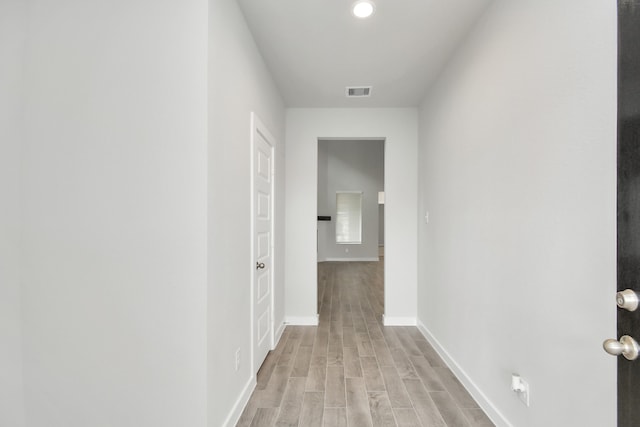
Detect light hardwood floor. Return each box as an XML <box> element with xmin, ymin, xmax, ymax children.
<box><xmin>237</xmin><ymin>261</ymin><xmax>494</xmax><ymax>427</ymax></box>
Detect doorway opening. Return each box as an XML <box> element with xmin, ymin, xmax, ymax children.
<box><xmin>316</xmin><ymin>139</ymin><xmax>385</xmax><ymax>318</ymax></box>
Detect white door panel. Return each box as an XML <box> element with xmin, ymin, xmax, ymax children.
<box><xmin>252</xmin><ymin>113</ymin><xmax>275</xmax><ymax>374</ymax></box>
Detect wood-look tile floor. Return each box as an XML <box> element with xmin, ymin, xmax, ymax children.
<box><xmin>237</xmin><ymin>261</ymin><xmax>494</xmax><ymax>427</ymax></box>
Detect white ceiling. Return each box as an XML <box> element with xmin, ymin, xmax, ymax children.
<box><xmin>236</xmin><ymin>0</ymin><xmax>492</xmax><ymax>107</ymax></box>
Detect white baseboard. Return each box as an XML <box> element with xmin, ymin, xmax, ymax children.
<box><xmin>324</xmin><ymin>257</ymin><xmax>380</xmax><ymax>262</ymax></box>
<box><xmin>227</xmin><ymin>322</ymin><xmax>286</xmax><ymax>427</ymax></box>
<box><xmin>222</xmin><ymin>375</ymin><xmax>256</xmax><ymax>427</ymax></box>
<box><xmin>416</xmin><ymin>319</ymin><xmax>512</xmax><ymax>427</ymax></box>
<box><xmin>382</xmin><ymin>315</ymin><xmax>416</xmax><ymax>326</ymax></box>
<box><xmin>274</xmin><ymin>321</ymin><xmax>286</xmax><ymax>345</ymax></box>
<box><xmin>284</xmin><ymin>315</ymin><xmax>319</xmax><ymax>326</ymax></box>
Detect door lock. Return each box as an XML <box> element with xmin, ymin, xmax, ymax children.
<box><xmin>256</xmin><ymin>262</ymin><xmax>265</xmax><ymax>270</ymax></box>
<box><xmin>603</xmin><ymin>335</ymin><xmax>640</xmax><ymax>360</ymax></box>
<box><xmin>617</xmin><ymin>289</ymin><xmax>639</xmax><ymax>312</ymax></box>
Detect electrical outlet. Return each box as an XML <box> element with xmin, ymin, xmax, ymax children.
<box><xmin>511</xmin><ymin>374</ymin><xmax>530</xmax><ymax>407</ymax></box>
<box><xmin>520</xmin><ymin>379</ymin><xmax>530</xmax><ymax>406</ymax></box>
<box><xmin>235</xmin><ymin>348</ymin><xmax>241</xmax><ymax>371</ymax></box>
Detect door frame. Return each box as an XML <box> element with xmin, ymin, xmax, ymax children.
<box><xmin>250</xmin><ymin>112</ymin><xmax>276</xmax><ymax>374</ymax></box>
<box><xmin>315</xmin><ymin>137</ymin><xmax>387</xmax><ymax>318</ymax></box>
<box><xmin>617</xmin><ymin>2</ymin><xmax>640</xmax><ymax>425</ymax></box>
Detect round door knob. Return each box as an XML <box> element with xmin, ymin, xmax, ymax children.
<box><xmin>617</xmin><ymin>289</ymin><xmax>639</xmax><ymax>312</ymax></box>
<box><xmin>256</xmin><ymin>262</ymin><xmax>265</xmax><ymax>270</ymax></box>
<box><xmin>603</xmin><ymin>335</ymin><xmax>640</xmax><ymax>360</ymax></box>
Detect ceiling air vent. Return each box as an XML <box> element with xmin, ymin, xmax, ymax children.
<box><xmin>346</xmin><ymin>86</ymin><xmax>372</xmax><ymax>97</ymax></box>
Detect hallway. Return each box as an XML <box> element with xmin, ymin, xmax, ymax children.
<box><xmin>237</xmin><ymin>262</ymin><xmax>493</xmax><ymax>426</ymax></box>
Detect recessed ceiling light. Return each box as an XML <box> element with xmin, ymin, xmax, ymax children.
<box><xmin>352</xmin><ymin>0</ymin><xmax>375</xmax><ymax>19</ymax></box>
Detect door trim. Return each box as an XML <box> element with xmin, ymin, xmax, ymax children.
<box><xmin>315</xmin><ymin>137</ymin><xmax>387</xmax><ymax>322</ymax></box>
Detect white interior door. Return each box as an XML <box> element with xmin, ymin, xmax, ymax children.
<box><xmin>252</xmin><ymin>113</ymin><xmax>274</xmax><ymax>373</ymax></box>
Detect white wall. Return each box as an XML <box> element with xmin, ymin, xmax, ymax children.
<box><xmin>0</xmin><ymin>0</ymin><xmax>26</xmax><ymax>425</ymax></box>
<box><xmin>286</xmin><ymin>109</ymin><xmax>417</xmax><ymax>325</ymax></box>
<box><xmin>317</xmin><ymin>140</ymin><xmax>384</xmax><ymax>261</ymax></box>
<box><xmin>20</xmin><ymin>1</ymin><xmax>208</xmax><ymax>426</ymax></box>
<box><xmin>209</xmin><ymin>0</ymin><xmax>286</xmax><ymax>425</ymax></box>
<box><xmin>417</xmin><ymin>1</ymin><xmax>617</xmax><ymax>426</ymax></box>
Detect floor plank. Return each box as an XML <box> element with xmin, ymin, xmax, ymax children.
<box><xmin>277</xmin><ymin>338</ymin><xmax>300</xmax><ymax>368</ymax></box>
<box><xmin>323</xmin><ymin>408</ymin><xmax>348</xmax><ymax>427</ymax></box>
<box><xmin>291</xmin><ymin>345</ymin><xmax>312</xmax><ymax>377</ymax></box>
<box><xmin>393</xmin><ymin>408</ymin><xmax>422</xmax><ymax>427</ymax></box>
<box><xmin>299</xmin><ymin>392</ymin><xmax>325</xmax><ymax>427</ymax></box>
<box><xmin>343</xmin><ymin>326</ymin><xmax>357</xmax><ymax>348</ymax></box>
<box><xmin>327</xmin><ymin>343</ymin><xmax>344</xmax><ymax>367</ymax></box>
<box><xmin>274</xmin><ymin>377</ymin><xmax>306</xmax><ymax>427</ymax></box>
<box><xmin>361</xmin><ymin>356</ymin><xmax>386</xmax><ymax>392</ymax></box>
<box><xmin>380</xmin><ymin>366</ymin><xmax>412</xmax><ymax>408</ymax></box>
<box><xmin>390</xmin><ymin>347</ymin><xmax>419</xmax><ymax>380</ymax></box>
<box><xmin>410</xmin><ymin>356</ymin><xmax>446</xmax><ymax>392</ymax></box>
<box><xmin>368</xmin><ymin>391</ymin><xmax>398</xmax><ymax>427</ymax></box>
<box><xmin>356</xmin><ymin>332</ymin><xmax>376</xmax><ymax>357</ymax></box>
<box><xmin>325</xmin><ymin>366</ymin><xmax>346</xmax><ymax>408</ymax></box>
<box><xmin>260</xmin><ymin>365</ymin><xmax>291</xmax><ymax>407</ymax></box>
<box><xmin>403</xmin><ymin>379</ymin><xmax>447</xmax><ymax>427</ymax></box>
<box><xmin>413</xmin><ymin>339</ymin><xmax>446</xmax><ymax>368</ymax></box>
<box><xmin>463</xmin><ymin>408</ymin><xmax>495</xmax><ymax>427</ymax></box>
<box><xmin>249</xmin><ymin>408</ymin><xmax>279</xmax><ymax>427</ymax></box>
<box><xmin>306</xmin><ymin>364</ymin><xmax>327</xmax><ymax>392</ymax></box>
<box><xmin>372</xmin><ymin>339</ymin><xmax>395</xmax><ymax>367</ymax></box>
<box><xmin>434</xmin><ymin>367</ymin><xmax>479</xmax><ymax>408</ymax></box>
<box><xmin>301</xmin><ymin>326</ymin><xmax>317</xmax><ymax>346</ymax></box>
<box><xmin>430</xmin><ymin>391</ymin><xmax>472</xmax><ymax>427</ymax></box>
<box><xmin>346</xmin><ymin>377</ymin><xmax>374</xmax><ymax>427</ymax></box>
<box><xmin>256</xmin><ymin>351</ymin><xmax>279</xmax><ymax>390</ymax></box>
<box><xmin>394</xmin><ymin>328</ymin><xmax>423</xmax><ymax>357</ymax></box>
<box><xmin>344</xmin><ymin>346</ymin><xmax>363</xmax><ymax>378</ymax></box>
